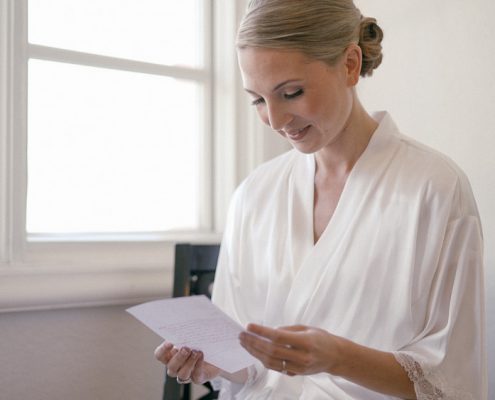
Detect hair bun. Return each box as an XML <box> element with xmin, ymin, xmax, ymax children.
<box><xmin>358</xmin><ymin>17</ymin><xmax>384</xmax><ymax>77</ymax></box>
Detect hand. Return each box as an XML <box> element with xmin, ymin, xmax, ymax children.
<box><xmin>154</xmin><ymin>341</ymin><xmax>221</xmax><ymax>384</ymax></box>
<box><xmin>239</xmin><ymin>324</ymin><xmax>344</xmax><ymax>376</ymax></box>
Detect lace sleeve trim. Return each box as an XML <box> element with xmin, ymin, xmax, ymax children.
<box><xmin>211</xmin><ymin>364</ymin><xmax>260</xmax><ymax>399</ymax></box>
<box><xmin>393</xmin><ymin>352</ymin><xmax>473</xmax><ymax>400</ymax></box>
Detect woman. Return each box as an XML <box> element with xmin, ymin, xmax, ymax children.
<box><xmin>155</xmin><ymin>0</ymin><xmax>486</xmax><ymax>398</ymax></box>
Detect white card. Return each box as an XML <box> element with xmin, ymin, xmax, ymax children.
<box><xmin>127</xmin><ymin>295</ymin><xmax>256</xmax><ymax>373</ymax></box>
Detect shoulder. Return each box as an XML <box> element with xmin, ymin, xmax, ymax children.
<box><xmin>398</xmin><ymin>134</ymin><xmax>462</xmax><ymax>181</ymax></box>
<box><xmin>222</xmin><ymin>150</ymin><xmax>299</xmax><ymax>242</ymax></box>
<box><xmin>246</xmin><ymin>149</ymin><xmax>299</xmax><ymax>183</ymax></box>
<box><xmin>393</xmin><ymin>128</ymin><xmax>478</xmax><ymax>220</ymax></box>
<box><xmin>226</xmin><ymin>149</ymin><xmax>302</xmax><ymax>222</ymax></box>
<box><xmin>236</xmin><ymin>149</ymin><xmax>299</xmax><ymax>197</ymax></box>
<box><xmin>372</xmin><ymin>112</ymin><xmax>478</xmax><ymax>220</ymax></box>
<box><xmin>375</xmin><ymin>112</ymin><xmax>465</xmax><ymax>185</ymax></box>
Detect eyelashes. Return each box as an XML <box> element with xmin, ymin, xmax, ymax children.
<box><xmin>284</xmin><ymin>88</ymin><xmax>304</xmax><ymax>100</ymax></box>
<box><xmin>251</xmin><ymin>97</ymin><xmax>265</xmax><ymax>106</ymax></box>
<box><xmin>251</xmin><ymin>89</ymin><xmax>304</xmax><ymax>106</ymax></box>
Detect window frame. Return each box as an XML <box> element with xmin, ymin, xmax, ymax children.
<box><xmin>0</xmin><ymin>0</ymin><xmax>270</xmax><ymax>312</ymax></box>
<box><xmin>25</xmin><ymin>0</ymin><xmax>214</xmax><ymax>240</ymax></box>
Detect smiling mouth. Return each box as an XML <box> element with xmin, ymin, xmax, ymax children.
<box><xmin>286</xmin><ymin>125</ymin><xmax>310</xmax><ymax>141</ymax></box>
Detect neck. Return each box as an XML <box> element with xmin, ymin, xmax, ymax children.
<box><xmin>314</xmin><ymin>98</ymin><xmax>378</xmax><ymax>179</ymax></box>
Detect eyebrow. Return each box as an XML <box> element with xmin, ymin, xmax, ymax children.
<box><xmin>244</xmin><ymin>79</ymin><xmax>302</xmax><ymax>96</ymax></box>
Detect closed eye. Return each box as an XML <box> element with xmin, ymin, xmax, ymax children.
<box><xmin>250</xmin><ymin>88</ymin><xmax>303</xmax><ymax>106</ymax></box>
<box><xmin>284</xmin><ymin>89</ymin><xmax>304</xmax><ymax>100</ymax></box>
<box><xmin>251</xmin><ymin>97</ymin><xmax>265</xmax><ymax>106</ymax></box>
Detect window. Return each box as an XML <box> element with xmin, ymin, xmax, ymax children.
<box><xmin>27</xmin><ymin>0</ymin><xmax>210</xmax><ymax>235</ymax></box>
<box><xmin>0</xmin><ymin>0</ymin><xmax>275</xmax><ymax>311</ymax></box>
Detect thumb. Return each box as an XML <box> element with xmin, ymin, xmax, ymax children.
<box><xmin>277</xmin><ymin>325</ymin><xmax>308</xmax><ymax>332</ymax></box>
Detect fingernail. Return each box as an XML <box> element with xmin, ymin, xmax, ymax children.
<box><xmin>180</xmin><ymin>347</ymin><xmax>190</xmax><ymax>355</ymax></box>
<box><xmin>154</xmin><ymin>343</ymin><xmax>167</xmax><ymax>358</ymax></box>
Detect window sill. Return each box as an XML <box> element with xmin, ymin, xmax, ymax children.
<box><xmin>0</xmin><ymin>232</ymin><xmax>222</xmax><ymax>313</ymax></box>
<box><xmin>0</xmin><ymin>261</ymin><xmax>171</xmax><ymax>313</ymax></box>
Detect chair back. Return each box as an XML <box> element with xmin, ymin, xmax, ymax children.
<box><xmin>173</xmin><ymin>243</ymin><xmax>220</xmax><ymax>298</ymax></box>
<box><xmin>163</xmin><ymin>243</ymin><xmax>221</xmax><ymax>400</ymax></box>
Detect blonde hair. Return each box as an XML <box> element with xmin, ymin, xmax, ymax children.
<box><xmin>237</xmin><ymin>0</ymin><xmax>383</xmax><ymax>77</ymax></box>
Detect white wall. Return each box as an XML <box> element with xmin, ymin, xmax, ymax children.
<box><xmin>2</xmin><ymin>2</ymin><xmax>491</xmax><ymax>398</ymax></box>
<box><xmin>355</xmin><ymin>0</ymin><xmax>494</xmax><ymax>396</ymax></box>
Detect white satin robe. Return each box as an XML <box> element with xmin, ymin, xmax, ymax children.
<box><xmin>211</xmin><ymin>112</ymin><xmax>486</xmax><ymax>399</ymax></box>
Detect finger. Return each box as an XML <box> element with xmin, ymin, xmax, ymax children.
<box><xmin>277</xmin><ymin>325</ymin><xmax>308</xmax><ymax>332</ymax></box>
<box><xmin>240</xmin><ymin>340</ymin><xmax>299</xmax><ymax>376</ymax></box>
<box><xmin>240</xmin><ymin>339</ymin><xmax>285</xmax><ymax>371</ymax></box>
<box><xmin>168</xmin><ymin>347</ymin><xmax>179</xmax><ymax>362</ymax></box>
<box><xmin>245</xmin><ymin>324</ymin><xmax>300</xmax><ymax>347</ymax></box>
<box><xmin>240</xmin><ymin>332</ymin><xmax>294</xmax><ymax>364</ymax></box>
<box><xmin>281</xmin><ymin>359</ymin><xmax>298</xmax><ymax>376</ymax></box>
<box><xmin>176</xmin><ymin>350</ymin><xmax>201</xmax><ymax>381</ymax></box>
<box><xmin>240</xmin><ymin>331</ymin><xmax>312</xmax><ymax>375</ymax></box>
<box><xmin>191</xmin><ymin>352</ymin><xmax>207</xmax><ymax>384</ymax></box>
<box><xmin>154</xmin><ymin>342</ymin><xmax>174</xmax><ymax>363</ymax></box>
<box><xmin>166</xmin><ymin>347</ymin><xmax>196</xmax><ymax>378</ymax></box>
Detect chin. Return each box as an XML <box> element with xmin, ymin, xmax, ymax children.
<box><xmin>290</xmin><ymin>141</ymin><xmax>320</xmax><ymax>155</ymax></box>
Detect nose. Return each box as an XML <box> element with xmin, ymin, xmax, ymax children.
<box><xmin>263</xmin><ymin>102</ymin><xmax>292</xmax><ymax>131</ymax></box>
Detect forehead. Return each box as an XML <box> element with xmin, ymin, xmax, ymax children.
<box><xmin>237</xmin><ymin>47</ymin><xmax>328</xmax><ymax>93</ymax></box>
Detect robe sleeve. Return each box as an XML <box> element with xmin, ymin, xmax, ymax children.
<box><xmin>393</xmin><ymin>209</ymin><xmax>486</xmax><ymax>400</ymax></box>
<box><xmin>210</xmin><ymin>364</ymin><xmax>262</xmax><ymax>400</ymax></box>
<box><xmin>211</xmin><ymin>185</ymin><xmax>247</xmax><ymax>322</ymax></box>
<box><xmin>210</xmin><ymin>185</ymin><xmax>267</xmax><ymax>398</ymax></box>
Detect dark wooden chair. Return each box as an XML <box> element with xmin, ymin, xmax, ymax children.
<box><xmin>162</xmin><ymin>243</ymin><xmax>221</xmax><ymax>400</ymax></box>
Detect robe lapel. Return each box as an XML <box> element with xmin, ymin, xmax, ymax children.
<box><xmin>286</xmin><ymin>153</ymin><xmax>315</xmax><ymax>278</ymax></box>
<box><xmin>283</xmin><ymin>112</ymin><xmax>402</xmax><ymax>324</ymax></box>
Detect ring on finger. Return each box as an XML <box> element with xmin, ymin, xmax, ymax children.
<box><xmin>176</xmin><ymin>376</ymin><xmax>192</xmax><ymax>384</ymax></box>
<box><xmin>281</xmin><ymin>359</ymin><xmax>287</xmax><ymax>375</ymax></box>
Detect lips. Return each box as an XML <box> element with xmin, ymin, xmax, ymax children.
<box><xmin>286</xmin><ymin>125</ymin><xmax>310</xmax><ymax>141</ymax></box>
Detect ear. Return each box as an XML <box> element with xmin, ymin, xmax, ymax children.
<box><xmin>343</xmin><ymin>43</ymin><xmax>362</xmax><ymax>86</ymax></box>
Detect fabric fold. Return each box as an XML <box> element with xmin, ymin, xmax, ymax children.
<box><xmin>211</xmin><ymin>112</ymin><xmax>486</xmax><ymax>399</ymax></box>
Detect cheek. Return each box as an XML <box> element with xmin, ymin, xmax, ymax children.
<box><xmin>302</xmin><ymin>98</ymin><xmax>328</xmax><ymax>123</ymax></box>
<box><xmin>309</xmin><ymin>87</ymin><xmax>351</xmax><ymax>125</ymax></box>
